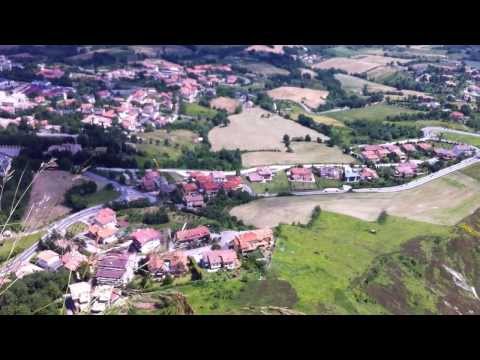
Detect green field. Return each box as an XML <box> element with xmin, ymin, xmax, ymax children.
<box><xmin>387</xmin><ymin>120</ymin><xmax>472</xmax><ymax>132</ymax></box>
<box><xmin>80</xmin><ymin>187</ymin><xmax>119</xmax><ymax>206</ymax></box>
<box><xmin>441</xmin><ymin>132</ymin><xmax>480</xmax><ymax>147</ymax></box>
<box><xmin>271</xmin><ymin>211</ymin><xmax>451</xmax><ymax>314</ymax></box>
<box><xmin>328</xmin><ymin>104</ymin><xmax>422</xmax><ymax>123</ymax></box>
<box><xmin>0</xmin><ymin>231</ymin><xmax>45</xmax><ymax>263</ymax></box>
<box><xmin>460</xmin><ymin>162</ymin><xmax>480</xmax><ymax>182</ymax></box>
<box><xmin>245</xmin><ymin>170</ymin><xmax>290</xmax><ymax>194</ymax></box>
<box><xmin>136</xmin><ymin>129</ymin><xmax>198</xmax><ymax>167</ymax></box>
<box><xmin>282</xmin><ymin>101</ymin><xmax>345</xmax><ymax>127</ymax></box>
<box><xmin>182</xmin><ymin>102</ymin><xmax>218</xmax><ymax>118</ymax></box>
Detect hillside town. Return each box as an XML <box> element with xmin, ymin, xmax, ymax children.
<box><xmin>2</xmin><ymin>45</ymin><xmax>480</xmax><ymax>316</ymax></box>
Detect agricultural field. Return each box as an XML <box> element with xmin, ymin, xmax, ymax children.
<box><xmin>283</xmin><ymin>102</ymin><xmax>345</xmax><ymax>127</ymax></box>
<box><xmin>136</xmin><ymin>129</ymin><xmax>199</xmax><ymax>166</ymax></box>
<box><xmin>328</xmin><ymin>104</ymin><xmax>422</xmax><ymax>123</ymax></box>
<box><xmin>230</xmin><ymin>169</ymin><xmax>480</xmax><ymax>228</ymax></box>
<box><xmin>313</xmin><ymin>55</ymin><xmax>409</xmax><ymax>74</ymax></box>
<box><xmin>22</xmin><ymin>170</ymin><xmax>86</xmax><ymax>231</ymax></box>
<box><xmin>267</xmin><ymin>86</ymin><xmax>329</xmax><ymax>110</ymax></box>
<box><xmin>231</xmin><ymin>59</ymin><xmax>290</xmax><ymax>76</ymax></box>
<box><xmin>209</xmin><ymin>97</ymin><xmax>240</xmax><ymax>114</ymax></box>
<box><xmin>365</xmin><ymin>65</ymin><xmax>401</xmax><ymax>82</ymax></box>
<box><xmin>271</xmin><ymin>211</ymin><xmax>450</xmax><ymax>314</ymax></box>
<box><xmin>245</xmin><ymin>45</ymin><xmax>287</xmax><ymax>54</ymax></box>
<box><xmin>440</xmin><ymin>132</ymin><xmax>480</xmax><ymax>147</ymax></box>
<box><xmin>334</xmin><ymin>73</ymin><xmax>396</xmax><ymax>94</ymax></box>
<box><xmin>242</xmin><ymin>141</ymin><xmax>356</xmax><ymax>168</ymax></box>
<box><xmin>181</xmin><ymin>102</ymin><xmax>218</xmax><ymax>118</ymax></box>
<box><xmin>208</xmin><ymin>107</ymin><xmax>328</xmax><ymax>152</ymax></box>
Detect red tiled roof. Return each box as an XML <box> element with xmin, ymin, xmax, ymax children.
<box><xmin>131</xmin><ymin>228</ymin><xmax>161</xmax><ymax>246</ymax></box>
<box><xmin>290</xmin><ymin>167</ymin><xmax>312</xmax><ymax>176</ymax></box>
<box><xmin>61</xmin><ymin>250</ymin><xmax>87</xmax><ymax>272</ymax></box>
<box><xmin>176</xmin><ymin>226</ymin><xmax>210</xmax><ymax>243</ymax></box>
<box><xmin>95</xmin><ymin>208</ymin><xmax>116</xmax><ymax>226</ymax></box>
<box><xmin>182</xmin><ymin>182</ymin><xmax>198</xmax><ymax>193</ymax></box>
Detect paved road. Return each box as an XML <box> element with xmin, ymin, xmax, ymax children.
<box><xmin>0</xmin><ymin>205</ymin><xmax>104</xmax><ymax>278</ymax></box>
<box><xmin>84</xmin><ymin>171</ymin><xmax>157</xmax><ymax>204</ymax></box>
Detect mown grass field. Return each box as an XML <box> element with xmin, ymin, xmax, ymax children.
<box><xmin>245</xmin><ymin>170</ymin><xmax>290</xmax><ymax>194</ymax></box>
<box><xmin>328</xmin><ymin>104</ymin><xmax>422</xmax><ymax>123</ymax></box>
<box><xmin>441</xmin><ymin>132</ymin><xmax>480</xmax><ymax>147</ymax></box>
<box><xmin>271</xmin><ymin>211</ymin><xmax>451</xmax><ymax>314</ymax></box>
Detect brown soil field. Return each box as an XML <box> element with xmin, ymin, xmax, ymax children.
<box><xmin>230</xmin><ymin>170</ymin><xmax>480</xmax><ymax>228</ymax></box>
<box><xmin>242</xmin><ymin>142</ymin><xmax>355</xmax><ymax>168</ymax></box>
<box><xmin>267</xmin><ymin>86</ymin><xmax>329</xmax><ymax>109</ymax></box>
<box><xmin>22</xmin><ymin>170</ymin><xmax>86</xmax><ymax>231</ymax></box>
<box><xmin>210</xmin><ymin>97</ymin><xmax>240</xmax><ymax>114</ymax></box>
<box><xmin>208</xmin><ymin>107</ymin><xmax>328</xmax><ymax>152</ymax></box>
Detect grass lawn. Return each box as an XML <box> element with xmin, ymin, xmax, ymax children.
<box><xmin>245</xmin><ymin>170</ymin><xmax>290</xmax><ymax>194</ymax></box>
<box><xmin>136</xmin><ymin>129</ymin><xmax>198</xmax><ymax>167</ymax></box>
<box><xmin>328</xmin><ymin>104</ymin><xmax>422</xmax><ymax>123</ymax></box>
<box><xmin>0</xmin><ymin>231</ymin><xmax>45</xmax><ymax>263</ymax></box>
<box><xmin>66</xmin><ymin>222</ymin><xmax>88</xmax><ymax>237</ymax></box>
<box><xmin>441</xmin><ymin>132</ymin><xmax>480</xmax><ymax>147</ymax></box>
<box><xmin>271</xmin><ymin>211</ymin><xmax>451</xmax><ymax>314</ymax></box>
<box><xmin>460</xmin><ymin>162</ymin><xmax>480</xmax><ymax>182</ymax></box>
<box><xmin>386</xmin><ymin>120</ymin><xmax>472</xmax><ymax>132</ymax></box>
<box><xmin>182</xmin><ymin>102</ymin><xmax>218</xmax><ymax>118</ymax></box>
<box><xmin>80</xmin><ymin>188</ymin><xmax>119</xmax><ymax>207</ymax></box>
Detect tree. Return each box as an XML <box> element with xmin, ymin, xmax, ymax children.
<box><xmin>305</xmin><ymin>134</ymin><xmax>311</xmax><ymax>142</ymax></box>
<box><xmin>283</xmin><ymin>134</ymin><xmax>290</xmax><ymax>147</ymax></box>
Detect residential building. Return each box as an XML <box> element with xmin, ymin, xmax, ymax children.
<box><xmin>140</xmin><ymin>170</ymin><xmax>162</xmax><ymax>192</ymax></box>
<box><xmin>452</xmin><ymin>144</ymin><xmax>474</xmax><ymax>157</ymax></box>
<box><xmin>360</xmin><ymin>167</ymin><xmax>379</xmax><ymax>181</ymax></box>
<box><xmin>94</xmin><ymin>252</ymin><xmax>136</xmax><ymax>287</ymax></box>
<box><xmin>288</xmin><ymin>167</ymin><xmax>315</xmax><ymax>183</ymax></box>
<box><xmin>450</xmin><ymin>111</ymin><xmax>465</xmax><ymax>122</ymax></box>
<box><xmin>131</xmin><ymin>228</ymin><xmax>164</xmax><ymax>254</ymax></box>
<box><xmin>395</xmin><ymin>162</ymin><xmax>418</xmax><ymax>178</ymax></box>
<box><xmin>344</xmin><ymin>165</ymin><xmax>361</xmax><ymax>183</ymax></box>
<box><xmin>174</xmin><ymin>226</ymin><xmax>211</xmax><ymax>249</ymax></box>
<box><xmin>184</xmin><ymin>193</ymin><xmax>205</xmax><ymax>208</ymax></box>
<box><xmin>36</xmin><ymin>250</ymin><xmax>62</xmax><ymax>271</ymax></box>
<box><xmin>233</xmin><ymin>228</ymin><xmax>274</xmax><ymax>255</ymax></box>
<box><xmin>88</xmin><ymin>225</ymin><xmax>118</xmax><ymax>245</ymax></box>
<box><xmin>61</xmin><ymin>250</ymin><xmax>88</xmax><ymax>272</ymax></box>
<box><xmin>94</xmin><ymin>208</ymin><xmax>117</xmax><ymax>229</ymax></box>
<box><xmin>416</xmin><ymin>142</ymin><xmax>432</xmax><ymax>152</ymax></box>
<box><xmin>68</xmin><ymin>282</ymin><xmax>92</xmax><ymax>313</ymax></box>
<box><xmin>147</xmin><ymin>251</ymin><xmax>189</xmax><ymax>278</ymax></box>
<box><xmin>314</xmin><ymin>166</ymin><xmax>343</xmax><ymax>180</ymax></box>
<box><xmin>202</xmin><ymin>250</ymin><xmax>239</xmax><ymax>270</ymax></box>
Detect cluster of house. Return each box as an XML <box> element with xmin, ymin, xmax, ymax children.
<box><xmin>12</xmin><ymin>203</ymin><xmax>275</xmax><ymax>314</ymax></box>
<box><xmin>179</xmin><ymin>171</ymin><xmax>244</xmax><ymax>208</ymax></box>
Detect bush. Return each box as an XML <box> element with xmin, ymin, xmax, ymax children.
<box><xmin>377</xmin><ymin>210</ymin><xmax>388</xmax><ymax>224</ymax></box>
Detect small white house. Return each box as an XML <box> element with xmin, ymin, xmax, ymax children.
<box><xmin>36</xmin><ymin>250</ymin><xmax>62</xmax><ymax>271</ymax></box>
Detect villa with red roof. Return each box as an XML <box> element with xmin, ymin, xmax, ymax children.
<box><xmin>416</xmin><ymin>142</ymin><xmax>432</xmax><ymax>152</ymax></box>
<box><xmin>233</xmin><ymin>228</ymin><xmax>274</xmax><ymax>255</ymax></box>
<box><xmin>131</xmin><ymin>228</ymin><xmax>164</xmax><ymax>254</ymax></box>
<box><xmin>202</xmin><ymin>250</ymin><xmax>239</xmax><ymax>270</ymax></box>
<box><xmin>395</xmin><ymin>162</ymin><xmax>418</xmax><ymax>178</ymax></box>
<box><xmin>184</xmin><ymin>193</ymin><xmax>205</xmax><ymax>208</ymax></box>
<box><xmin>174</xmin><ymin>226</ymin><xmax>211</xmax><ymax>249</ymax></box>
<box><xmin>401</xmin><ymin>143</ymin><xmax>417</xmax><ymax>153</ymax></box>
<box><xmin>360</xmin><ymin>167</ymin><xmax>379</xmax><ymax>181</ymax></box>
<box><xmin>288</xmin><ymin>167</ymin><xmax>315</xmax><ymax>183</ymax></box>
<box><xmin>147</xmin><ymin>251</ymin><xmax>189</xmax><ymax>278</ymax></box>
<box><xmin>94</xmin><ymin>208</ymin><xmax>117</xmax><ymax>228</ymax></box>
<box><xmin>62</xmin><ymin>250</ymin><xmax>88</xmax><ymax>272</ymax></box>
